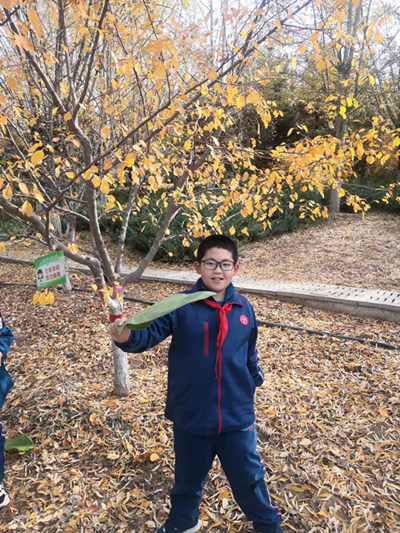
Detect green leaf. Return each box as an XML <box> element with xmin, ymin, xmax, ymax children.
<box><xmin>120</xmin><ymin>291</ymin><xmax>216</xmax><ymax>332</ymax></box>
<box><xmin>5</xmin><ymin>434</ymin><xmax>34</xmax><ymax>452</ymax></box>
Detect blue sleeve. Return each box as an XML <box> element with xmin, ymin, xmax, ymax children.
<box><xmin>0</xmin><ymin>314</ymin><xmax>14</xmax><ymax>362</ymax></box>
<box><xmin>114</xmin><ymin>313</ymin><xmax>173</xmax><ymax>353</ymax></box>
<box><xmin>247</xmin><ymin>308</ymin><xmax>264</xmax><ymax>387</ymax></box>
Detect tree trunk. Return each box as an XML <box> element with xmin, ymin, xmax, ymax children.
<box><xmin>50</xmin><ymin>212</ymin><xmax>63</xmax><ymax>238</ymax></box>
<box><xmin>112</xmin><ymin>343</ymin><xmax>130</xmax><ymax>396</ymax></box>
<box><xmin>67</xmin><ymin>214</ymin><xmax>77</xmax><ymax>243</ymax></box>
<box><xmin>329</xmin><ymin>179</ymin><xmax>342</xmax><ymax>213</ymax></box>
<box><xmin>108</xmin><ymin>290</ymin><xmax>130</xmax><ymax>396</ymax></box>
<box><xmin>62</xmin><ymin>267</ymin><xmax>72</xmax><ymax>294</ymax></box>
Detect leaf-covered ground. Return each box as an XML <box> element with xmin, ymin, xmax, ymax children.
<box><xmin>0</xmin><ymin>213</ymin><xmax>399</xmax><ymax>532</ymax></box>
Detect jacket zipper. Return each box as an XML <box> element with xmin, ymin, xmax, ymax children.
<box><xmin>203</xmin><ymin>322</ymin><xmax>209</xmax><ymax>357</ymax></box>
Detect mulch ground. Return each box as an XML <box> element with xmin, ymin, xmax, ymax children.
<box><xmin>0</xmin><ymin>212</ymin><xmax>399</xmax><ymax>532</ymax></box>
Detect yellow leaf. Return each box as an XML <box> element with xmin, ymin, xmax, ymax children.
<box><xmin>46</xmin><ymin>292</ymin><xmax>55</xmax><ymax>305</ymax></box>
<box><xmin>101</xmin><ymin>126</ymin><xmax>110</xmax><ymax>138</ymax></box>
<box><xmin>14</xmin><ymin>34</ymin><xmax>34</xmax><ymax>52</ymax></box>
<box><xmin>218</xmin><ymin>487</ymin><xmax>231</xmax><ymax>500</ymax></box>
<box><xmin>299</xmin><ymin>43</ymin><xmax>307</xmax><ymax>54</ymax></box>
<box><xmin>0</xmin><ymin>0</ymin><xmax>18</xmax><ymax>8</ymax></box>
<box><xmin>246</xmin><ymin>92</ymin><xmax>262</xmax><ymax>106</ymax></box>
<box><xmin>39</xmin><ymin>292</ymin><xmax>47</xmax><ymax>306</ymax></box>
<box><xmin>241</xmin><ymin>227</ymin><xmax>249</xmax><ymax>237</ymax></box>
<box><xmin>67</xmin><ymin>243</ymin><xmax>79</xmax><ymax>254</ymax></box>
<box><xmin>275</xmin><ymin>64</ymin><xmax>281</xmax><ymax>73</ymax></box>
<box><xmin>49</xmin><ymin>6</ymin><xmax>59</xmax><ymax>29</ymax></box>
<box><xmin>291</xmin><ymin>57</ymin><xmax>296</xmax><ymax>67</ymax></box>
<box><xmin>21</xmin><ymin>200</ymin><xmax>33</xmax><ymax>217</ymax></box>
<box><xmin>149</xmin><ymin>453</ymin><xmax>159</xmax><ymax>462</ymax></box>
<box><xmin>393</xmin><ymin>136</ymin><xmax>400</xmax><ymax>147</ymax></box>
<box><xmin>100</xmin><ymin>178</ymin><xmax>110</xmax><ymax>195</ymax></box>
<box><xmin>153</xmin><ymin>62</ymin><xmax>166</xmax><ymax>80</ymax></box>
<box><xmin>32</xmin><ymin>291</ymin><xmax>40</xmax><ymax>305</ymax></box>
<box><xmin>91</xmin><ymin>176</ymin><xmax>100</xmax><ymax>188</ymax></box>
<box><xmin>182</xmin><ymin>238</ymin><xmax>190</xmax><ymax>247</ymax></box>
<box><xmin>65</xmin><ymin>172</ymin><xmax>74</xmax><ymax>179</ymax></box>
<box><xmin>165</xmin><ymin>41</ymin><xmax>178</xmax><ymax>57</ymax></box>
<box><xmin>207</xmin><ymin>69</ymin><xmax>218</xmax><ymax>81</ymax></box>
<box><xmin>125</xmin><ymin>153</ymin><xmax>135</xmax><ymax>166</ymax></box>
<box><xmin>379</xmin><ymin>408</ymin><xmax>388</xmax><ymax>420</ymax></box>
<box><xmin>200</xmin><ymin>83</ymin><xmax>208</xmax><ymax>96</ymax></box>
<box><xmin>31</xmin><ymin>150</ymin><xmax>45</xmax><ymax>166</ymax></box>
<box><xmin>3</xmin><ymin>184</ymin><xmax>12</xmax><ymax>200</ymax></box>
<box><xmin>275</xmin><ymin>19</ymin><xmax>282</xmax><ymax>30</ymax></box>
<box><xmin>229</xmin><ymin>226</ymin><xmax>235</xmax><ymax>235</ymax></box>
<box><xmin>227</xmin><ymin>84</ymin><xmax>238</xmax><ymax>105</ymax></box>
<box><xmin>64</xmin><ymin>112</ymin><xmax>72</xmax><ymax>121</ymax></box>
<box><xmin>27</xmin><ymin>7</ymin><xmax>44</xmax><ymax>39</ymax></box>
<box><xmin>184</xmin><ymin>139</ymin><xmax>192</xmax><ymax>150</ymax></box>
<box><xmin>19</xmin><ymin>182</ymin><xmax>29</xmax><ymax>195</ymax></box>
<box><xmin>33</xmin><ymin>189</ymin><xmax>44</xmax><ymax>203</ymax></box>
<box><xmin>6</xmin><ymin>76</ymin><xmax>17</xmax><ymax>91</ymax></box>
<box><xmin>147</xmin><ymin>39</ymin><xmax>165</xmax><ymax>53</ymax></box>
<box><xmin>0</xmin><ymin>244</ymin><xmax>5</xmax><ymax>253</ymax></box>
<box><xmin>369</xmin><ymin>75</ymin><xmax>375</xmax><ymax>86</ymax></box>
<box><xmin>236</xmin><ymin>95</ymin><xmax>245</xmax><ymax>109</ymax></box>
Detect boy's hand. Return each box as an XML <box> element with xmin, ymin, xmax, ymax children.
<box><xmin>108</xmin><ymin>317</ymin><xmax>130</xmax><ymax>343</ymax></box>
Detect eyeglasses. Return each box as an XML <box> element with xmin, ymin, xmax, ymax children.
<box><xmin>200</xmin><ymin>259</ymin><xmax>235</xmax><ymax>271</ymax></box>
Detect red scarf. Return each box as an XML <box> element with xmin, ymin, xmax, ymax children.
<box><xmin>202</xmin><ymin>299</ymin><xmax>233</xmax><ymax>433</ymax></box>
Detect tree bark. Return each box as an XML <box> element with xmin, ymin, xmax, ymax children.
<box><xmin>112</xmin><ymin>343</ymin><xmax>130</xmax><ymax>397</ymax></box>
<box><xmin>329</xmin><ymin>179</ymin><xmax>342</xmax><ymax>213</ymax></box>
<box><xmin>62</xmin><ymin>266</ymin><xmax>72</xmax><ymax>294</ymax></box>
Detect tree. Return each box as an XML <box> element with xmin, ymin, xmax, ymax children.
<box><xmin>0</xmin><ymin>0</ymin><xmax>318</xmax><ymax>395</ymax></box>
<box><xmin>366</xmin><ymin>1</ymin><xmax>400</xmax><ymax>180</ymax></box>
<box><xmin>247</xmin><ymin>0</ymin><xmax>400</xmax><ymax>217</ymax></box>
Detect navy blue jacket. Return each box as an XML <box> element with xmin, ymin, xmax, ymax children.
<box><xmin>0</xmin><ymin>314</ymin><xmax>14</xmax><ymax>409</ymax></box>
<box><xmin>115</xmin><ymin>279</ymin><xmax>264</xmax><ymax>435</ymax></box>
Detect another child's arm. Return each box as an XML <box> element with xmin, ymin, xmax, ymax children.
<box><xmin>0</xmin><ymin>314</ymin><xmax>14</xmax><ymax>361</ymax></box>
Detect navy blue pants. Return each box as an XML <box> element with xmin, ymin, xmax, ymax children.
<box><xmin>166</xmin><ymin>425</ymin><xmax>281</xmax><ymax>533</ymax></box>
<box><xmin>0</xmin><ymin>422</ymin><xmax>4</xmax><ymax>483</ymax></box>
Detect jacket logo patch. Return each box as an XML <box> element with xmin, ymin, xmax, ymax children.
<box><xmin>239</xmin><ymin>314</ymin><xmax>249</xmax><ymax>326</ymax></box>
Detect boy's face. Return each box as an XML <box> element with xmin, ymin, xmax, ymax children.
<box><xmin>194</xmin><ymin>246</ymin><xmax>239</xmax><ymax>299</ymax></box>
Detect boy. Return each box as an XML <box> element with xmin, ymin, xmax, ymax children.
<box><xmin>108</xmin><ymin>235</ymin><xmax>282</xmax><ymax>533</ymax></box>
<box><xmin>0</xmin><ymin>312</ymin><xmax>14</xmax><ymax>510</ymax></box>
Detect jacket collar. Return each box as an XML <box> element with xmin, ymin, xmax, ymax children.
<box><xmin>194</xmin><ymin>278</ymin><xmax>236</xmax><ymax>305</ymax></box>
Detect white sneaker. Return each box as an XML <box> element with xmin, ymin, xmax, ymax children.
<box><xmin>0</xmin><ymin>483</ymin><xmax>10</xmax><ymax>510</ymax></box>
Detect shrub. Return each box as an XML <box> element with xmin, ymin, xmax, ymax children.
<box><xmin>0</xmin><ymin>213</ymin><xmax>27</xmax><ymax>235</ymax></box>
<box><xmin>101</xmin><ymin>186</ymin><xmax>328</xmax><ymax>262</ymax></box>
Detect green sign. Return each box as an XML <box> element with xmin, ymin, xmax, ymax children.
<box><xmin>34</xmin><ymin>250</ymin><xmax>66</xmax><ymax>289</ymax></box>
